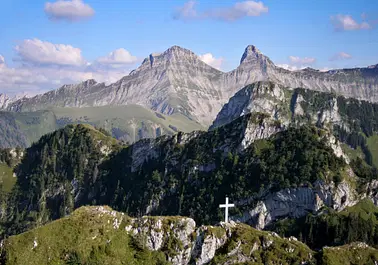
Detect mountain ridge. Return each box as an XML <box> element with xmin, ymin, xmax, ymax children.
<box><xmin>2</xmin><ymin>45</ymin><xmax>378</xmax><ymax>127</ymax></box>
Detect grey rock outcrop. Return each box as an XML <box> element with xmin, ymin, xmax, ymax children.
<box><xmin>211</xmin><ymin>80</ymin><xmax>347</xmax><ymax>130</ymax></box>
<box><xmin>234</xmin><ymin>179</ymin><xmax>359</xmax><ymax>230</ymax></box>
<box><xmin>95</xmin><ymin>206</ymin><xmax>314</xmax><ymax>265</ymax></box>
<box><xmin>0</xmin><ymin>94</ymin><xmax>13</xmax><ymax>109</ymax></box>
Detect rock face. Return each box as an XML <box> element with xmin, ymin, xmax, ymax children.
<box><xmin>5</xmin><ymin>47</ymin><xmax>224</xmax><ymax>126</ymax></box>
<box><xmin>211</xmin><ymin>80</ymin><xmax>357</xmax><ymax>134</ymax></box>
<box><xmin>3</xmin><ymin>45</ymin><xmax>378</xmax><ymax>127</ymax></box>
<box><xmin>0</xmin><ymin>94</ymin><xmax>12</xmax><ymax>109</ymax></box>
<box><xmin>235</xmin><ymin>179</ymin><xmax>358</xmax><ymax>230</ymax></box>
<box><xmin>210</xmin><ymin>81</ymin><xmax>289</xmax><ymax>130</ymax></box>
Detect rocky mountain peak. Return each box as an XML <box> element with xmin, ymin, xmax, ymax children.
<box><xmin>240</xmin><ymin>45</ymin><xmax>264</xmax><ymax>64</ymax></box>
<box><xmin>81</xmin><ymin>79</ymin><xmax>98</xmax><ymax>87</ymax></box>
<box><xmin>140</xmin><ymin>45</ymin><xmax>198</xmax><ymax>68</ymax></box>
<box><xmin>165</xmin><ymin>45</ymin><xmax>195</xmax><ymax>56</ymax></box>
<box><xmin>60</xmin><ymin>79</ymin><xmax>98</xmax><ymax>91</ymax></box>
<box><xmin>0</xmin><ymin>93</ymin><xmax>11</xmax><ymax>109</ymax></box>
<box><xmin>0</xmin><ymin>93</ymin><xmax>9</xmax><ymax>101</ymax></box>
<box><xmin>368</xmin><ymin>64</ymin><xmax>378</xmax><ymax>69</ymax></box>
<box><xmin>298</xmin><ymin>67</ymin><xmax>319</xmax><ymax>72</ymax></box>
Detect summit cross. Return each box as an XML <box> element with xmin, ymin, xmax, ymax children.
<box><xmin>219</xmin><ymin>197</ymin><xmax>235</xmax><ymax>223</ymax></box>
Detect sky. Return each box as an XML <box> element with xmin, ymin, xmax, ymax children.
<box><xmin>1</xmin><ymin>0</ymin><xmax>378</xmax><ymax>96</ymax></box>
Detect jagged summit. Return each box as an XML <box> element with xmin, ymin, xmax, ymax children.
<box><xmin>240</xmin><ymin>45</ymin><xmax>264</xmax><ymax>65</ymax></box>
<box><xmin>165</xmin><ymin>45</ymin><xmax>194</xmax><ymax>55</ymax></box>
<box><xmin>0</xmin><ymin>93</ymin><xmax>11</xmax><ymax>109</ymax></box>
<box><xmin>298</xmin><ymin>67</ymin><xmax>319</xmax><ymax>72</ymax></box>
<box><xmin>368</xmin><ymin>64</ymin><xmax>378</xmax><ymax>69</ymax></box>
<box><xmin>140</xmin><ymin>45</ymin><xmax>198</xmax><ymax>67</ymax></box>
<box><xmin>60</xmin><ymin>79</ymin><xmax>98</xmax><ymax>90</ymax></box>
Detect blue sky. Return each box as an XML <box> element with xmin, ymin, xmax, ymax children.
<box><xmin>1</xmin><ymin>0</ymin><xmax>378</xmax><ymax>95</ymax></box>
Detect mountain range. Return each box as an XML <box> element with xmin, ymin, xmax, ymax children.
<box><xmin>1</xmin><ymin>45</ymin><xmax>378</xmax><ymax>127</ymax></box>
<box><xmin>2</xmin><ymin>44</ymin><xmax>378</xmax><ymax>264</ymax></box>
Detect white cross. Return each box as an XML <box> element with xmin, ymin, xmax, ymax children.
<box><xmin>219</xmin><ymin>197</ymin><xmax>235</xmax><ymax>223</ymax></box>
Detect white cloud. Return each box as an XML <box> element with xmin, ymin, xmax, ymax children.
<box><xmin>0</xmin><ymin>62</ymin><xmax>130</xmax><ymax>95</ymax></box>
<box><xmin>277</xmin><ymin>56</ymin><xmax>316</xmax><ymax>71</ymax></box>
<box><xmin>276</xmin><ymin>64</ymin><xmax>301</xmax><ymax>71</ymax></box>
<box><xmin>199</xmin><ymin>53</ymin><xmax>223</xmax><ymax>70</ymax></box>
<box><xmin>15</xmin><ymin>39</ymin><xmax>86</xmax><ymax>66</ymax></box>
<box><xmin>96</xmin><ymin>48</ymin><xmax>138</xmax><ymax>67</ymax></box>
<box><xmin>277</xmin><ymin>64</ymin><xmax>333</xmax><ymax>72</ymax></box>
<box><xmin>319</xmin><ymin>67</ymin><xmax>332</xmax><ymax>72</ymax></box>
<box><xmin>45</xmin><ymin>0</ymin><xmax>95</xmax><ymax>21</ymax></box>
<box><xmin>331</xmin><ymin>14</ymin><xmax>371</xmax><ymax>31</ymax></box>
<box><xmin>289</xmin><ymin>56</ymin><xmax>316</xmax><ymax>65</ymax></box>
<box><xmin>0</xmin><ymin>44</ymin><xmax>138</xmax><ymax>95</ymax></box>
<box><xmin>173</xmin><ymin>0</ymin><xmax>268</xmax><ymax>21</ymax></box>
<box><xmin>329</xmin><ymin>52</ymin><xmax>352</xmax><ymax>61</ymax></box>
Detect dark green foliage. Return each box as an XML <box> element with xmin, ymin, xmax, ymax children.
<box><xmin>98</xmin><ymin>124</ymin><xmax>344</xmax><ymax>225</ymax></box>
<box><xmin>350</xmin><ymin>157</ymin><xmax>378</xmax><ymax>181</ymax></box>
<box><xmin>295</xmin><ymin>89</ymin><xmax>334</xmax><ymax>113</ymax></box>
<box><xmin>334</xmin><ymin>125</ymin><xmax>374</xmax><ymax>166</ymax></box>
<box><xmin>337</xmin><ymin>96</ymin><xmax>378</xmax><ymax>137</ymax></box>
<box><xmin>95</xmin><ymin>127</ymin><xmax>112</xmax><ymax>137</ymax></box>
<box><xmin>293</xmin><ymin>88</ymin><xmax>378</xmax><ymax>169</ymax></box>
<box><xmin>317</xmin><ymin>243</ymin><xmax>378</xmax><ymax>265</ymax></box>
<box><xmin>270</xmin><ymin>200</ymin><xmax>378</xmax><ymax>250</ymax></box>
<box><xmin>1</xmin><ymin>119</ymin><xmax>346</xmax><ymax>237</ymax></box>
<box><xmin>3</xmin><ymin>124</ymin><xmax>119</xmax><ymax>236</ymax></box>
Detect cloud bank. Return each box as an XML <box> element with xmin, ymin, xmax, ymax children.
<box><xmin>15</xmin><ymin>39</ymin><xmax>86</xmax><ymax>66</ymax></box>
<box><xmin>0</xmin><ymin>39</ymin><xmax>137</xmax><ymax>95</ymax></box>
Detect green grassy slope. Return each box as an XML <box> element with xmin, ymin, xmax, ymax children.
<box><xmin>3</xmin><ymin>205</ymin><xmax>377</xmax><ymax>265</ymax></box>
<box><xmin>0</xmin><ymin>206</ymin><xmax>315</xmax><ymax>265</ymax></box>
<box><xmin>318</xmin><ymin>243</ymin><xmax>378</xmax><ymax>265</ymax></box>
<box><xmin>0</xmin><ymin>105</ymin><xmax>204</xmax><ymax>148</ymax></box>
<box><xmin>0</xmin><ymin>110</ymin><xmax>57</xmax><ymax>148</ymax></box>
<box><xmin>0</xmin><ymin>163</ymin><xmax>16</xmax><ymax>195</ymax></box>
<box><xmin>14</xmin><ymin>110</ymin><xmax>57</xmax><ymax>146</ymax></box>
<box><xmin>367</xmin><ymin>134</ymin><xmax>378</xmax><ymax>168</ymax></box>
<box><xmin>53</xmin><ymin>105</ymin><xmax>203</xmax><ymax>139</ymax></box>
<box><xmin>5</xmin><ymin>121</ymin><xmax>347</xmax><ymax>235</ymax></box>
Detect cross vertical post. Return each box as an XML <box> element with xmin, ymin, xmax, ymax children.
<box><xmin>219</xmin><ymin>196</ymin><xmax>235</xmax><ymax>223</ymax></box>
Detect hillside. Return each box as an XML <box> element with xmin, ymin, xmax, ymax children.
<box><xmin>53</xmin><ymin>105</ymin><xmax>204</xmax><ymax>143</ymax></box>
<box><xmin>0</xmin><ymin>114</ymin><xmax>365</xmax><ymax>236</ymax></box>
<box><xmin>212</xmin><ymin>81</ymin><xmax>378</xmax><ymax>168</ymax></box>
<box><xmin>270</xmin><ymin>199</ymin><xmax>378</xmax><ymax>250</ymax></box>
<box><xmin>2</xmin><ymin>205</ymin><xmax>378</xmax><ymax>265</ymax></box>
<box><xmin>0</xmin><ymin>105</ymin><xmax>203</xmax><ymax>148</ymax></box>
<box><xmin>2</xmin><ymin>83</ymin><xmax>378</xmax><ymax>260</ymax></box>
<box><xmin>0</xmin><ymin>106</ymin><xmax>378</xmax><ymax>263</ymax></box>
